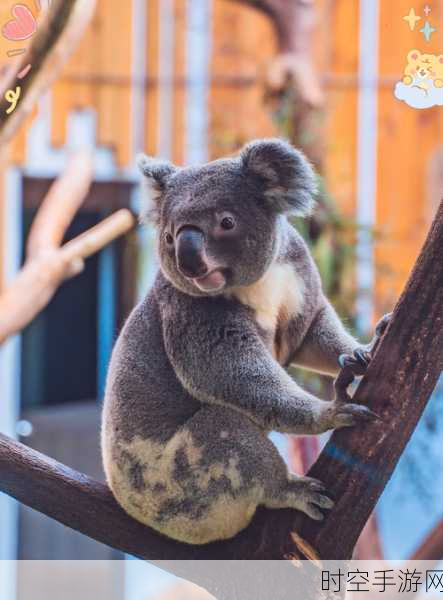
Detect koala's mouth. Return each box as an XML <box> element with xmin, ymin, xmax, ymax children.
<box><xmin>192</xmin><ymin>269</ymin><xmax>227</xmax><ymax>293</ymax></box>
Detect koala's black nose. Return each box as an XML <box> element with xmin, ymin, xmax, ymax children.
<box><xmin>176</xmin><ymin>227</ymin><xmax>208</xmax><ymax>278</ymax></box>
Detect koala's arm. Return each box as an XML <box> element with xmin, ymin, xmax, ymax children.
<box><xmin>291</xmin><ymin>300</ymin><xmax>360</xmax><ymax>377</ymax></box>
<box><xmin>161</xmin><ymin>294</ymin><xmax>363</xmax><ymax>435</ymax></box>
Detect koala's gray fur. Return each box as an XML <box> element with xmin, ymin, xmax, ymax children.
<box><xmin>102</xmin><ymin>139</ymin><xmax>384</xmax><ymax>545</ymax></box>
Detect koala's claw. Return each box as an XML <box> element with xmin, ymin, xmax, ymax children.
<box><xmin>338</xmin><ymin>348</ymin><xmax>370</xmax><ymax>375</ymax></box>
<box><xmin>363</xmin><ymin>311</ymin><xmax>393</xmax><ymax>358</ymax></box>
<box><xmin>292</xmin><ymin>475</ymin><xmax>326</xmax><ymax>493</ymax></box>
<box><xmin>335</xmin><ymin>312</ymin><xmax>392</xmax><ymax>405</ymax></box>
<box><xmin>286</xmin><ymin>475</ymin><xmax>334</xmax><ymax>520</ymax></box>
<box><xmin>305</xmin><ymin>505</ymin><xmax>326</xmax><ymax>521</ymax></box>
<box><xmin>332</xmin><ymin>402</ymin><xmax>381</xmax><ymax>429</ymax></box>
<box><xmin>375</xmin><ymin>312</ymin><xmax>392</xmax><ymax>339</ymax></box>
<box><xmin>335</xmin><ymin>349</ymin><xmax>369</xmax><ymax>404</ymax></box>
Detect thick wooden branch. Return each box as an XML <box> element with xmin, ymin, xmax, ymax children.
<box><xmin>0</xmin><ymin>0</ymin><xmax>96</xmax><ymax>146</ymax></box>
<box><xmin>295</xmin><ymin>200</ymin><xmax>443</xmax><ymax>558</ymax></box>
<box><xmin>0</xmin><ymin>432</ymin><xmax>299</xmax><ymax>561</ymax></box>
<box><xmin>0</xmin><ymin>203</ymin><xmax>442</xmax><ymax>572</ymax></box>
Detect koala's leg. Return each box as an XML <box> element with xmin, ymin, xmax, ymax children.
<box><xmin>293</xmin><ymin>303</ymin><xmax>392</xmax><ymax>382</ymax></box>
<box><xmin>264</xmin><ymin>473</ymin><xmax>334</xmax><ymax>520</ymax></box>
<box><xmin>292</xmin><ymin>302</ymin><xmax>361</xmax><ymax>377</ymax></box>
<box><xmin>151</xmin><ymin>404</ymin><xmax>335</xmax><ymax>544</ymax></box>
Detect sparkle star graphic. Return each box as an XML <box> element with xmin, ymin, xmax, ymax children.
<box><xmin>420</xmin><ymin>20</ymin><xmax>437</xmax><ymax>41</ymax></box>
<box><xmin>424</xmin><ymin>5</ymin><xmax>432</xmax><ymax>17</ymax></box>
<box><xmin>403</xmin><ymin>8</ymin><xmax>421</xmax><ymax>31</ymax></box>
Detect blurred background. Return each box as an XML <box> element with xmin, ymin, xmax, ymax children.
<box><xmin>0</xmin><ymin>0</ymin><xmax>442</xmax><ymax>598</ymax></box>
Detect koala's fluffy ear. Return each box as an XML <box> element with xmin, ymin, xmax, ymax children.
<box><xmin>137</xmin><ymin>154</ymin><xmax>177</xmax><ymax>224</ymax></box>
<box><xmin>240</xmin><ymin>139</ymin><xmax>317</xmax><ymax>216</ymax></box>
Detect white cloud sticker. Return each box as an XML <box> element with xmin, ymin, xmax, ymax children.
<box><xmin>394</xmin><ymin>79</ymin><xmax>443</xmax><ymax>109</ymax></box>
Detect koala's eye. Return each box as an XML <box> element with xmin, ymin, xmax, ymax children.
<box><xmin>220</xmin><ymin>216</ymin><xmax>236</xmax><ymax>231</ymax></box>
<box><xmin>164</xmin><ymin>232</ymin><xmax>174</xmax><ymax>245</ymax></box>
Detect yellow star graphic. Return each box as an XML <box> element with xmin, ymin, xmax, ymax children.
<box><xmin>403</xmin><ymin>8</ymin><xmax>421</xmax><ymax>31</ymax></box>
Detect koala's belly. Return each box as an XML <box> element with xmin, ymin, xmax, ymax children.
<box><xmin>102</xmin><ymin>426</ymin><xmax>261</xmax><ymax>544</ymax></box>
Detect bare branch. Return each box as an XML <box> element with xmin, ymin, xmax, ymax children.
<box><xmin>26</xmin><ymin>152</ymin><xmax>94</xmax><ymax>257</ymax></box>
<box><xmin>0</xmin><ymin>0</ymin><xmax>96</xmax><ymax>146</ymax></box>
<box><xmin>0</xmin><ymin>151</ymin><xmax>136</xmax><ymax>344</ymax></box>
<box><xmin>226</xmin><ymin>0</ymin><xmax>306</xmax><ymax>52</ymax></box>
<box><xmin>0</xmin><ymin>432</ymin><xmax>297</xmax><ymax>561</ymax></box>
<box><xmin>227</xmin><ymin>0</ymin><xmax>322</xmax><ymax>106</ymax></box>
<box><xmin>61</xmin><ymin>209</ymin><xmax>135</xmax><ymax>262</ymax></box>
<box><xmin>0</xmin><ymin>209</ymin><xmax>135</xmax><ymax>344</ymax></box>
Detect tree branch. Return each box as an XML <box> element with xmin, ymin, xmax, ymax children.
<box><xmin>0</xmin><ymin>152</ymin><xmax>136</xmax><ymax>344</ymax></box>
<box><xmin>295</xmin><ymin>200</ymin><xmax>443</xmax><ymax>558</ymax></box>
<box><xmin>0</xmin><ymin>0</ymin><xmax>96</xmax><ymax>146</ymax></box>
<box><xmin>226</xmin><ymin>0</ymin><xmax>309</xmax><ymax>53</ymax></box>
<box><xmin>227</xmin><ymin>0</ymin><xmax>324</xmax><ymax>169</ymax></box>
<box><xmin>0</xmin><ymin>201</ymin><xmax>442</xmax><ymax>565</ymax></box>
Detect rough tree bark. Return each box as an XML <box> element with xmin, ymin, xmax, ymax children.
<box><xmin>0</xmin><ymin>200</ymin><xmax>442</xmax><ymax>585</ymax></box>
<box><xmin>294</xmin><ymin>200</ymin><xmax>443</xmax><ymax>559</ymax></box>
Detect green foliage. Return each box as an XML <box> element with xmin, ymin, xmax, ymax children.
<box><xmin>292</xmin><ymin>176</ymin><xmax>361</xmax><ymax>332</ymax></box>
<box><xmin>269</xmin><ymin>86</ymin><xmax>371</xmax><ymax>394</ymax></box>
<box><xmin>270</xmin><ymin>86</ymin><xmax>364</xmax><ymax>332</ymax></box>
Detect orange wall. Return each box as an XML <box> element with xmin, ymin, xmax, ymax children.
<box><xmin>0</xmin><ymin>0</ymin><xmax>441</xmax><ymax>308</ymax></box>
<box><xmin>209</xmin><ymin>0</ymin><xmax>277</xmax><ymax>157</ymax></box>
<box><xmin>319</xmin><ymin>0</ymin><xmax>442</xmax><ymax>312</ymax></box>
<box><xmin>375</xmin><ymin>0</ymin><xmax>443</xmax><ymax>310</ymax></box>
<box><xmin>322</xmin><ymin>0</ymin><xmax>360</xmax><ymax>217</ymax></box>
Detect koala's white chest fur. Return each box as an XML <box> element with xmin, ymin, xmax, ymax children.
<box><xmin>226</xmin><ymin>263</ymin><xmax>305</xmax><ymax>361</ymax></box>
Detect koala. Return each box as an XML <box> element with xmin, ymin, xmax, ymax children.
<box><xmin>101</xmin><ymin>139</ymin><xmax>390</xmax><ymax>545</ymax></box>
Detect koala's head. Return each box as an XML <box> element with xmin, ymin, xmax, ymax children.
<box><xmin>138</xmin><ymin>139</ymin><xmax>317</xmax><ymax>297</ymax></box>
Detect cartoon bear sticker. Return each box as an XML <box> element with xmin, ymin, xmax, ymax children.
<box><xmin>395</xmin><ymin>49</ymin><xmax>443</xmax><ymax>109</ymax></box>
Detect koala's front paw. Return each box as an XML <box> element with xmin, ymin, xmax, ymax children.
<box><xmin>335</xmin><ymin>348</ymin><xmax>371</xmax><ymax>403</ymax></box>
<box><xmin>287</xmin><ymin>475</ymin><xmax>334</xmax><ymax>521</ymax></box>
<box><xmin>373</xmin><ymin>312</ymin><xmax>392</xmax><ymax>343</ymax></box>
<box><xmin>335</xmin><ymin>312</ymin><xmax>392</xmax><ymax>403</ymax></box>
<box><xmin>327</xmin><ymin>401</ymin><xmax>380</xmax><ymax>430</ymax></box>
